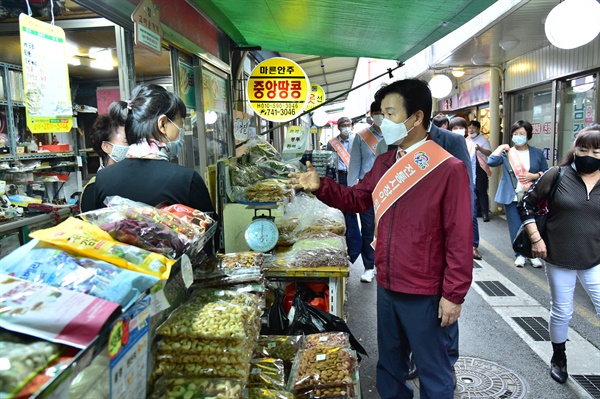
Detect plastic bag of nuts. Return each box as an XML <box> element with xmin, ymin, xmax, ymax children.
<box><xmin>156</xmin><ymin>337</ymin><xmax>255</xmax><ymax>362</ymax></box>
<box><xmin>247</xmin><ymin>358</ymin><xmax>285</xmax><ymax>390</ymax></box>
<box><xmin>304</xmin><ymin>333</ymin><xmax>350</xmax><ymax>350</ymax></box>
<box><xmin>149</xmin><ymin>374</ymin><xmax>246</xmax><ymax>399</ymax></box>
<box><xmin>288</xmin><ymin>347</ymin><xmax>357</xmax><ymax>394</ymax></box>
<box><xmin>153</xmin><ymin>361</ymin><xmax>251</xmax><ymax>380</ymax></box>
<box><xmin>248</xmin><ymin>388</ymin><xmax>295</xmax><ymax>399</ymax></box>
<box><xmin>253</xmin><ymin>335</ymin><xmax>302</xmax><ymax>363</ymax></box>
<box><xmin>156</xmin><ymin>300</ymin><xmax>256</xmax><ymax>341</ymax></box>
<box><xmin>295</xmin><ymin>382</ymin><xmax>355</xmax><ymax>398</ymax></box>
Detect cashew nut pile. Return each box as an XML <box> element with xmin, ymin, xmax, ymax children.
<box><xmin>149</xmin><ymin>376</ymin><xmax>245</xmax><ymax>399</ymax></box>
<box><xmin>154</xmin><ymin>362</ymin><xmax>250</xmax><ymax>379</ymax></box>
<box><xmin>154</xmin><ymin>289</ymin><xmax>262</xmax><ymax>382</ymax></box>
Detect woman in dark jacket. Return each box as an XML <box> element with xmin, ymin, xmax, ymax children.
<box><xmin>82</xmin><ymin>84</ymin><xmax>214</xmax><ymax>214</ymax></box>
<box><xmin>518</xmin><ymin>124</ymin><xmax>600</xmax><ymax>384</ymax></box>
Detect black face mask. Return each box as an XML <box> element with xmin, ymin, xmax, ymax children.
<box><xmin>574</xmin><ymin>154</ymin><xmax>600</xmax><ymax>174</ymax></box>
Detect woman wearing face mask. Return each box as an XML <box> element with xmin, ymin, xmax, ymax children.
<box><xmin>80</xmin><ymin>113</ymin><xmax>129</xmax><ymax>212</ymax></box>
<box><xmin>518</xmin><ymin>124</ymin><xmax>600</xmax><ymax>384</ymax></box>
<box><xmin>83</xmin><ymin>84</ymin><xmax>214</xmax><ymax>214</ymax></box>
<box><xmin>488</xmin><ymin>120</ymin><xmax>548</xmax><ymax>267</ymax></box>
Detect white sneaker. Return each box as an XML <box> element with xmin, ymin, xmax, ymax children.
<box><xmin>514</xmin><ymin>255</ymin><xmax>526</xmax><ymax>268</ymax></box>
<box><xmin>530</xmin><ymin>258</ymin><xmax>543</xmax><ymax>268</ymax></box>
<box><xmin>360</xmin><ymin>269</ymin><xmax>375</xmax><ymax>283</ymax></box>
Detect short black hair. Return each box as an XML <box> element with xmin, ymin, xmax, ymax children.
<box><xmin>90</xmin><ymin>114</ymin><xmax>125</xmax><ymax>164</ymax></box>
<box><xmin>374</xmin><ymin>79</ymin><xmax>432</xmax><ymax>129</ymax></box>
<box><xmin>370</xmin><ymin>99</ymin><xmax>382</xmax><ymax>114</ymax></box>
<box><xmin>432</xmin><ymin>114</ymin><xmax>449</xmax><ymax>128</ymax></box>
<box><xmin>449</xmin><ymin>117</ymin><xmax>468</xmax><ymax>130</ymax></box>
<box><xmin>110</xmin><ymin>84</ymin><xmax>186</xmax><ymax>145</ymax></box>
<box><xmin>468</xmin><ymin>120</ymin><xmax>481</xmax><ymax>129</ymax></box>
<box><xmin>510</xmin><ymin>120</ymin><xmax>533</xmax><ymax>140</ymax></box>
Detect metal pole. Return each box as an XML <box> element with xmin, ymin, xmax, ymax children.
<box><xmin>115</xmin><ymin>26</ymin><xmax>136</xmax><ymax>100</ymax></box>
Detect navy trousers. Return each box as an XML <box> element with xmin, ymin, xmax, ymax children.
<box><xmin>377</xmin><ymin>285</ymin><xmax>455</xmax><ymax>399</ymax></box>
<box><xmin>358</xmin><ymin>207</ymin><xmax>375</xmax><ymax>270</ymax></box>
<box><xmin>338</xmin><ymin>171</ymin><xmax>362</xmax><ymax>263</ymax></box>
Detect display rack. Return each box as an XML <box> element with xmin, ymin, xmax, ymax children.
<box><xmin>20</xmin><ymin>224</ymin><xmax>218</xmax><ymax>399</ymax></box>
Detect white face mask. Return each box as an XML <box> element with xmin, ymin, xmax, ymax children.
<box><xmin>380</xmin><ymin>115</ymin><xmax>414</xmax><ymax>146</ymax></box>
<box><xmin>468</xmin><ymin>132</ymin><xmax>478</xmax><ymax>139</ymax></box>
<box><xmin>167</xmin><ymin>118</ymin><xmax>185</xmax><ymax>159</ymax></box>
<box><xmin>105</xmin><ymin>142</ymin><xmax>129</xmax><ymax>163</ymax></box>
<box><xmin>340</xmin><ymin>127</ymin><xmax>352</xmax><ymax>137</ymax></box>
<box><xmin>512</xmin><ymin>135</ymin><xmax>527</xmax><ymax>146</ymax></box>
<box><xmin>372</xmin><ymin>114</ymin><xmax>384</xmax><ymax>127</ymax></box>
<box><xmin>452</xmin><ymin>128</ymin><xmax>466</xmax><ymax>136</ymax></box>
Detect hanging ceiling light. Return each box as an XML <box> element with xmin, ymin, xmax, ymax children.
<box><xmin>451</xmin><ymin>69</ymin><xmax>465</xmax><ymax>78</ymax></box>
<box><xmin>499</xmin><ymin>36</ymin><xmax>520</xmax><ymax>51</ymax></box>
<box><xmin>471</xmin><ymin>53</ymin><xmax>487</xmax><ymax>66</ymax></box>
<box><xmin>429</xmin><ymin>74</ymin><xmax>453</xmax><ymax>98</ymax></box>
<box><xmin>311</xmin><ymin>109</ymin><xmax>329</xmax><ymax>127</ymax></box>
<box><xmin>545</xmin><ymin>0</ymin><xmax>600</xmax><ymax>49</ymax></box>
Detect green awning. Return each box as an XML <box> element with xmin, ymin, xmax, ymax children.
<box><xmin>195</xmin><ymin>0</ymin><xmax>498</xmax><ymax>60</ymax></box>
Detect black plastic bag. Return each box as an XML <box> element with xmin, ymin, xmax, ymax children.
<box><xmin>286</xmin><ymin>295</ymin><xmax>368</xmax><ymax>358</ymax></box>
<box><xmin>261</xmin><ymin>287</ymin><xmax>289</xmax><ymax>335</ymax></box>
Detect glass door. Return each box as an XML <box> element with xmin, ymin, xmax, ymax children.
<box><xmin>556</xmin><ymin>73</ymin><xmax>597</xmax><ymax>163</ymax></box>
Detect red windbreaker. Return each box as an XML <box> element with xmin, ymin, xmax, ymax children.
<box><xmin>315</xmin><ymin>148</ymin><xmax>473</xmax><ymax>304</ymax></box>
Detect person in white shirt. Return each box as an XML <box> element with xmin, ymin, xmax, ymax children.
<box><xmin>467</xmin><ymin>120</ymin><xmax>492</xmax><ymax>221</ymax></box>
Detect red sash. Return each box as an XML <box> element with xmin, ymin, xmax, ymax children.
<box><xmin>371</xmin><ymin>141</ymin><xmax>452</xmax><ymax>248</ymax></box>
<box><xmin>358</xmin><ymin>128</ymin><xmax>379</xmax><ymax>155</ymax></box>
<box><xmin>329</xmin><ymin>137</ymin><xmax>351</xmax><ymax>167</ymax></box>
<box><xmin>508</xmin><ymin>147</ymin><xmax>532</xmax><ymax>190</ymax></box>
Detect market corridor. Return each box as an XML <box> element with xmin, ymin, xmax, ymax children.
<box><xmin>346</xmin><ymin>216</ymin><xmax>600</xmax><ymax>399</ymax></box>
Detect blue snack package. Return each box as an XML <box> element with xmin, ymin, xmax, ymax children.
<box><xmin>1</xmin><ymin>239</ymin><xmax>158</xmax><ymax>309</ymax></box>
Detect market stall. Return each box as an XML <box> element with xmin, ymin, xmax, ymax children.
<box><xmin>0</xmin><ymin>187</ymin><xmax>364</xmax><ymax>398</ymax></box>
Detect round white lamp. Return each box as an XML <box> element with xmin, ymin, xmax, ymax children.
<box><xmin>204</xmin><ymin>110</ymin><xmax>218</xmax><ymax>124</ymax></box>
<box><xmin>471</xmin><ymin>53</ymin><xmax>487</xmax><ymax>65</ymax></box>
<box><xmin>545</xmin><ymin>0</ymin><xmax>600</xmax><ymax>49</ymax></box>
<box><xmin>429</xmin><ymin>74</ymin><xmax>453</xmax><ymax>98</ymax></box>
<box><xmin>311</xmin><ymin>108</ymin><xmax>329</xmax><ymax>127</ymax></box>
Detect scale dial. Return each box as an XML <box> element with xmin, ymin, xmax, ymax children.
<box><xmin>245</xmin><ymin>217</ymin><xmax>279</xmax><ymax>252</ymax></box>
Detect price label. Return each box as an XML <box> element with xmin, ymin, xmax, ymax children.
<box><xmin>180</xmin><ymin>254</ymin><xmax>193</xmax><ymax>289</ymax></box>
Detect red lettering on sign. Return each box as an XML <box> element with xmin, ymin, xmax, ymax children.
<box><xmin>253</xmin><ymin>81</ymin><xmax>265</xmax><ymax>99</ymax></box>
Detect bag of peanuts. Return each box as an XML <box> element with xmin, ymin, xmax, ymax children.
<box><xmin>304</xmin><ymin>332</ymin><xmax>350</xmax><ymax>350</ymax></box>
<box><xmin>288</xmin><ymin>346</ymin><xmax>358</xmax><ymax>397</ymax></box>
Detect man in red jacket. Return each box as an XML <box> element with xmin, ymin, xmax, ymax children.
<box><xmin>290</xmin><ymin>79</ymin><xmax>473</xmax><ymax>399</ymax></box>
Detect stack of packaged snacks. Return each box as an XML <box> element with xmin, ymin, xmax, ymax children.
<box><xmin>288</xmin><ymin>332</ymin><xmax>358</xmax><ymax>399</ymax></box>
<box><xmin>149</xmin><ymin>375</ymin><xmax>245</xmax><ymax>399</ymax></box>
<box><xmin>154</xmin><ymin>289</ymin><xmax>262</xmax><ymax>382</ymax></box>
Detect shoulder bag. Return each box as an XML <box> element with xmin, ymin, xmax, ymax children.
<box><xmin>512</xmin><ymin>166</ymin><xmax>564</xmax><ymax>258</ymax></box>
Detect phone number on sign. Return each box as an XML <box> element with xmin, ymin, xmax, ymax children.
<box><xmin>260</xmin><ymin>108</ymin><xmax>300</xmax><ymax>116</ymax></box>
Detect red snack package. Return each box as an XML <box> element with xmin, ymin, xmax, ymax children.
<box><xmin>161</xmin><ymin>204</ymin><xmax>214</xmax><ymax>235</ymax></box>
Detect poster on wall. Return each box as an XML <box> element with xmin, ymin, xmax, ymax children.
<box><xmin>178</xmin><ymin>61</ymin><xmax>195</xmax><ymax>109</ymax></box>
<box><xmin>246</xmin><ymin>57</ymin><xmax>310</xmax><ymax>123</ymax></box>
<box><xmin>559</xmin><ymin>90</ymin><xmax>595</xmax><ymax>161</ymax></box>
<box><xmin>19</xmin><ymin>14</ymin><xmax>73</xmax><ymax>133</ymax></box>
<box><xmin>131</xmin><ymin>0</ymin><xmax>163</xmax><ymax>56</ymax></box>
<box><xmin>202</xmin><ymin>69</ymin><xmax>228</xmax><ymax>114</ymax></box>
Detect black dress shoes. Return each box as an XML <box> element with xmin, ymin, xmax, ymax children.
<box><xmin>551</xmin><ymin>358</ymin><xmax>568</xmax><ymax>384</ymax></box>
<box><xmin>482</xmin><ymin>213</ymin><xmax>490</xmax><ymax>222</ymax></box>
